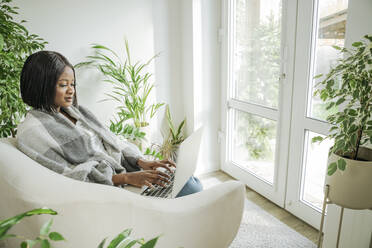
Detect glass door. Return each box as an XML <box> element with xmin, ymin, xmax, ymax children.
<box><xmin>221</xmin><ymin>0</ymin><xmax>295</xmax><ymax>206</ymax></box>
<box><xmin>286</xmin><ymin>0</ymin><xmax>349</xmax><ymax>228</ymax></box>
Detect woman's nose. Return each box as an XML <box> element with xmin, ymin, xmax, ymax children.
<box><xmin>67</xmin><ymin>85</ymin><xmax>74</xmax><ymax>93</ymax></box>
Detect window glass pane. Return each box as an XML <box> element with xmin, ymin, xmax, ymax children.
<box><xmin>234</xmin><ymin>0</ymin><xmax>282</xmax><ymax>108</ymax></box>
<box><xmin>301</xmin><ymin>131</ymin><xmax>333</xmax><ymax>210</ymax></box>
<box><xmin>308</xmin><ymin>0</ymin><xmax>348</xmax><ymax>120</ymax></box>
<box><xmin>231</xmin><ymin>110</ymin><xmax>277</xmax><ymax>183</ymax></box>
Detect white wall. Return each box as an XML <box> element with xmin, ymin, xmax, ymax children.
<box><xmin>196</xmin><ymin>0</ymin><xmax>221</xmax><ymax>174</ymax></box>
<box><xmin>180</xmin><ymin>0</ymin><xmax>222</xmax><ymax>175</ymax></box>
<box><xmin>152</xmin><ymin>0</ymin><xmax>184</xmax><ymax>129</ymax></box>
<box><xmin>323</xmin><ymin>0</ymin><xmax>372</xmax><ymax>247</ymax></box>
<box><xmin>16</xmin><ymin>0</ymin><xmax>155</xmax><ymax>126</ymax></box>
<box><xmin>152</xmin><ymin>0</ymin><xmax>222</xmax><ymax>174</ymax></box>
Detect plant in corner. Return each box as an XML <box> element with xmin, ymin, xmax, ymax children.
<box><xmin>75</xmin><ymin>39</ymin><xmax>164</xmax><ymax>151</ymax></box>
<box><xmin>312</xmin><ymin>34</ymin><xmax>372</xmax><ymax>209</ymax></box>
<box><xmin>0</xmin><ymin>0</ymin><xmax>47</xmax><ymax>138</ymax></box>
<box><xmin>149</xmin><ymin>105</ymin><xmax>186</xmax><ymax>162</ymax></box>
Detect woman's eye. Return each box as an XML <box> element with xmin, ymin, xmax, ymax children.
<box><xmin>58</xmin><ymin>83</ymin><xmax>75</xmax><ymax>87</ymax></box>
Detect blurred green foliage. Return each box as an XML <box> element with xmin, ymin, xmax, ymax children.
<box><xmin>0</xmin><ymin>0</ymin><xmax>47</xmax><ymax>138</ymax></box>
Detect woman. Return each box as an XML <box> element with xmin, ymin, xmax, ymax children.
<box><xmin>17</xmin><ymin>51</ymin><xmax>202</xmax><ymax>197</ymax></box>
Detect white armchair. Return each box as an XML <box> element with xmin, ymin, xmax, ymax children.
<box><xmin>0</xmin><ymin>138</ymin><xmax>245</xmax><ymax>248</ymax></box>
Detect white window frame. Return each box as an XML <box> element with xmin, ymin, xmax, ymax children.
<box><xmin>220</xmin><ymin>0</ymin><xmax>297</xmax><ymax>207</ymax></box>
<box><xmin>285</xmin><ymin>0</ymin><xmax>335</xmax><ymax>229</ymax></box>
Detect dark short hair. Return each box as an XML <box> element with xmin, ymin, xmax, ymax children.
<box><xmin>20</xmin><ymin>51</ymin><xmax>77</xmax><ymax>112</ymax></box>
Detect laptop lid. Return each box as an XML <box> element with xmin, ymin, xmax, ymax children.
<box><xmin>170</xmin><ymin>127</ymin><xmax>203</xmax><ymax>198</ymax></box>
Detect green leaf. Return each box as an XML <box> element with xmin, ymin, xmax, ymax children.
<box><xmin>49</xmin><ymin>232</ymin><xmax>65</xmax><ymax>241</ymax></box>
<box><xmin>365</xmin><ymin>130</ymin><xmax>372</xmax><ymax>137</ymax></box>
<box><xmin>108</xmin><ymin>229</ymin><xmax>132</xmax><ymax>248</ymax></box>
<box><xmin>325</xmin><ymin>102</ymin><xmax>335</xmax><ymax>110</ymax></box>
<box><xmin>337</xmin><ymin>159</ymin><xmax>346</xmax><ymax>171</ymax></box>
<box><xmin>91</xmin><ymin>43</ymin><xmax>120</xmax><ymax>61</ymax></box>
<box><xmin>0</xmin><ymin>208</ymin><xmax>57</xmax><ymax>239</ymax></box>
<box><xmin>349</xmin><ymin>124</ymin><xmax>358</xmax><ymax>133</ymax></box>
<box><xmin>365</xmin><ymin>35</ymin><xmax>372</xmax><ymax>42</ymax></box>
<box><xmin>348</xmin><ymin>109</ymin><xmax>357</xmax><ymax>116</ymax></box>
<box><xmin>351</xmin><ymin>133</ymin><xmax>357</xmax><ymax>145</ymax></box>
<box><xmin>40</xmin><ymin>219</ymin><xmax>53</xmax><ymax>236</ymax></box>
<box><xmin>0</xmin><ymin>33</ymin><xmax>4</xmax><ymax>51</ymax></box>
<box><xmin>137</xmin><ymin>238</ymin><xmax>145</xmax><ymax>245</ymax></box>
<box><xmin>320</xmin><ymin>91</ymin><xmax>328</xmax><ymax>101</ymax></box>
<box><xmin>140</xmin><ymin>236</ymin><xmax>159</xmax><ymax>248</ymax></box>
<box><xmin>176</xmin><ymin>119</ymin><xmax>186</xmax><ymax>138</ymax></box>
<box><xmin>118</xmin><ymin>239</ymin><xmax>138</xmax><ymax>248</ymax></box>
<box><xmin>332</xmin><ymin>45</ymin><xmax>342</xmax><ymax>50</ymax></box>
<box><xmin>20</xmin><ymin>240</ymin><xmax>38</xmax><ymax>248</ymax></box>
<box><xmin>313</xmin><ymin>74</ymin><xmax>323</xmax><ymax>79</ymax></box>
<box><xmin>352</xmin><ymin>42</ymin><xmax>363</xmax><ymax>47</ymax></box>
<box><xmin>327</xmin><ymin>162</ymin><xmax>337</xmax><ymax>176</ymax></box>
<box><xmin>97</xmin><ymin>238</ymin><xmax>107</xmax><ymax>248</ymax></box>
<box><xmin>41</xmin><ymin>239</ymin><xmax>50</xmax><ymax>248</ymax></box>
<box><xmin>165</xmin><ymin>105</ymin><xmax>175</xmax><ymax>134</ymax></box>
<box><xmin>0</xmin><ymin>234</ymin><xmax>16</xmax><ymax>241</ymax></box>
<box><xmin>311</xmin><ymin>136</ymin><xmax>323</xmax><ymax>143</ymax></box>
<box><xmin>74</xmin><ymin>61</ymin><xmax>94</xmax><ymax>68</ymax></box>
<box><xmin>326</xmin><ymin>79</ymin><xmax>335</xmax><ymax>88</ymax></box>
<box><xmin>335</xmin><ymin>97</ymin><xmax>345</xmax><ymax>105</ymax></box>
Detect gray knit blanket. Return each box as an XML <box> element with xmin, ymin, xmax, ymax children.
<box><xmin>16</xmin><ymin>105</ymin><xmax>143</xmax><ymax>185</ymax></box>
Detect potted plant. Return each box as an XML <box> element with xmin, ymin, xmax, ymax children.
<box><xmin>0</xmin><ymin>0</ymin><xmax>47</xmax><ymax>138</ymax></box>
<box><xmin>152</xmin><ymin>105</ymin><xmax>186</xmax><ymax>162</ymax></box>
<box><xmin>76</xmin><ymin>39</ymin><xmax>164</xmax><ymax>151</ymax></box>
<box><xmin>313</xmin><ymin>35</ymin><xmax>372</xmax><ymax>209</ymax></box>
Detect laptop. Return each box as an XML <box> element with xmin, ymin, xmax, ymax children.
<box><xmin>125</xmin><ymin>127</ymin><xmax>203</xmax><ymax>198</ymax></box>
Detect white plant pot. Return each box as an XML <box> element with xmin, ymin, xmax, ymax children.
<box><xmin>325</xmin><ymin>147</ymin><xmax>372</xmax><ymax>210</ymax></box>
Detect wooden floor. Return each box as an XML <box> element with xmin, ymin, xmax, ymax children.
<box><xmin>199</xmin><ymin>170</ymin><xmax>319</xmax><ymax>244</ymax></box>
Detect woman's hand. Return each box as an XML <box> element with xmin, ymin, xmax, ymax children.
<box><xmin>112</xmin><ymin>170</ymin><xmax>171</xmax><ymax>188</ymax></box>
<box><xmin>137</xmin><ymin>158</ymin><xmax>176</xmax><ymax>173</ymax></box>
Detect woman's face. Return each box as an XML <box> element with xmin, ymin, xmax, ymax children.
<box><xmin>54</xmin><ymin>66</ymin><xmax>75</xmax><ymax>111</ymax></box>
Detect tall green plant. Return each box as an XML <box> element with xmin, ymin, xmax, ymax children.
<box><xmin>313</xmin><ymin>35</ymin><xmax>372</xmax><ymax>175</ymax></box>
<box><xmin>76</xmin><ymin>40</ymin><xmax>164</xmax><ymax>145</ymax></box>
<box><xmin>0</xmin><ymin>0</ymin><xmax>47</xmax><ymax>138</ymax></box>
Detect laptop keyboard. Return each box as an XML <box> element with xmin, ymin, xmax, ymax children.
<box><xmin>141</xmin><ymin>169</ymin><xmax>175</xmax><ymax>198</ymax></box>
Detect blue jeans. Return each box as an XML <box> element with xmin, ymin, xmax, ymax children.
<box><xmin>175</xmin><ymin>176</ymin><xmax>203</xmax><ymax>198</ymax></box>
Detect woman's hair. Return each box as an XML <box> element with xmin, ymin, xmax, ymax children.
<box><xmin>20</xmin><ymin>51</ymin><xmax>77</xmax><ymax>112</ymax></box>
